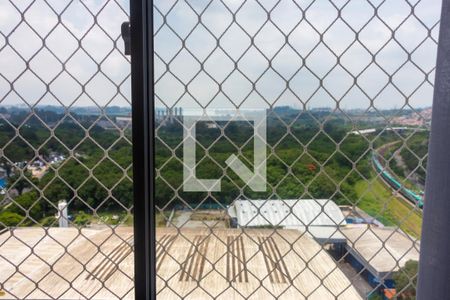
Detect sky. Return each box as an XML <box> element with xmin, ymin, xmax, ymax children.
<box><xmin>0</xmin><ymin>0</ymin><xmax>443</xmax><ymax>110</ymax></box>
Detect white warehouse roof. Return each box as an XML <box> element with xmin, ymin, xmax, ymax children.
<box><xmin>229</xmin><ymin>199</ymin><xmax>346</xmax><ymax>228</ymax></box>
<box><xmin>342</xmin><ymin>226</ymin><xmax>420</xmax><ymax>278</ymax></box>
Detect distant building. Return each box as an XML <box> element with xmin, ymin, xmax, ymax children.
<box><xmin>115</xmin><ymin>116</ymin><xmax>132</xmax><ymax>128</ymax></box>
<box><xmin>155</xmin><ymin>107</ymin><xmax>183</xmax><ymax>124</ymax></box>
<box><xmin>96</xmin><ymin>119</ymin><xmax>117</xmax><ymax>130</ymax></box>
<box><xmin>205</xmin><ymin>122</ymin><xmax>218</xmax><ymax>129</ymax></box>
<box><xmin>228</xmin><ymin>199</ymin><xmax>347</xmax><ymax>244</ymax></box>
<box><xmin>349</xmin><ymin>128</ymin><xmax>377</xmax><ymax>135</ymax></box>
<box><xmin>0</xmin><ymin>167</ymin><xmax>6</xmax><ymax>179</ymax></box>
<box><xmin>0</xmin><ymin>167</ymin><xmax>7</xmax><ymax>191</ymax></box>
<box><xmin>349</xmin><ymin>127</ymin><xmax>427</xmax><ymax>136</ymax></box>
<box><xmin>391</xmin><ymin>108</ymin><xmax>432</xmax><ymax>127</ymax></box>
<box><xmin>310</xmin><ymin>107</ymin><xmax>333</xmax><ymax>112</ymax></box>
<box><xmin>340</xmin><ymin>226</ymin><xmax>419</xmax><ymax>289</ymax></box>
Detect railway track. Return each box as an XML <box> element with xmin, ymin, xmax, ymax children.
<box><xmin>372</xmin><ymin>144</ymin><xmax>424</xmax><ymax>209</ymax></box>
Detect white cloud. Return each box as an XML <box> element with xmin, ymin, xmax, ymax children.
<box><xmin>0</xmin><ymin>0</ymin><xmax>442</xmax><ymax>110</ymax></box>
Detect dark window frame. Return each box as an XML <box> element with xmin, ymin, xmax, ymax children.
<box><xmin>131</xmin><ymin>0</ymin><xmax>156</xmax><ymax>299</ymax></box>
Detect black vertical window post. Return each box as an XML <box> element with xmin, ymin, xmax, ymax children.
<box><xmin>131</xmin><ymin>0</ymin><xmax>156</xmax><ymax>299</ymax></box>
<box><xmin>418</xmin><ymin>1</ymin><xmax>450</xmax><ymax>298</ymax></box>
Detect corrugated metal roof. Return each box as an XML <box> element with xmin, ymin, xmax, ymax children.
<box><xmin>0</xmin><ymin>228</ymin><xmax>362</xmax><ymax>300</ymax></box>
<box><xmin>284</xmin><ymin>225</ymin><xmax>347</xmax><ymax>244</ymax></box>
<box><xmin>229</xmin><ymin>199</ymin><xmax>346</xmax><ymax>228</ymax></box>
<box><xmin>342</xmin><ymin>226</ymin><xmax>420</xmax><ymax>277</ymax></box>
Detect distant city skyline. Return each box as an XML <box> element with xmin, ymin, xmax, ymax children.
<box><xmin>0</xmin><ymin>103</ymin><xmax>433</xmax><ymax>111</ymax></box>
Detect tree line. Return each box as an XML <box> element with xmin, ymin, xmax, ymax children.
<box><xmin>1</xmin><ymin>109</ymin><xmax>404</xmax><ymax>227</ymax></box>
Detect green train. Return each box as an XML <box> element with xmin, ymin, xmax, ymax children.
<box><xmin>372</xmin><ymin>154</ymin><xmax>424</xmax><ymax>208</ymax></box>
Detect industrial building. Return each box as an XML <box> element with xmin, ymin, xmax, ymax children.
<box><xmin>0</xmin><ymin>200</ymin><xmax>418</xmax><ymax>299</ymax></box>
<box><xmin>227</xmin><ymin>199</ymin><xmax>347</xmax><ymax>244</ymax></box>
<box><xmin>155</xmin><ymin>106</ymin><xmax>183</xmax><ymax>124</ymax></box>
<box><xmin>227</xmin><ymin>199</ymin><xmax>420</xmax><ymax>296</ymax></box>
<box><xmin>115</xmin><ymin>116</ymin><xmax>132</xmax><ymax>128</ymax></box>
<box><xmin>0</xmin><ymin>227</ymin><xmax>134</xmax><ymax>299</ymax></box>
<box><xmin>155</xmin><ymin>228</ymin><xmax>361</xmax><ymax>300</ymax></box>
<box><xmin>0</xmin><ymin>227</ymin><xmax>362</xmax><ymax>300</ymax></box>
<box><xmin>340</xmin><ymin>226</ymin><xmax>420</xmax><ymax>288</ymax></box>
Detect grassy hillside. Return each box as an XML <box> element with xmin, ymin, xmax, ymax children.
<box><xmin>355</xmin><ymin>176</ymin><xmax>422</xmax><ymax>238</ymax></box>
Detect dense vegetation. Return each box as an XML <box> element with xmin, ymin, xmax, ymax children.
<box><xmin>0</xmin><ymin>111</ymin><xmax>132</xmax><ymax>227</ymax></box>
<box><xmin>393</xmin><ymin>260</ymin><xmax>418</xmax><ymax>300</ymax></box>
<box><xmin>0</xmin><ymin>108</ymin><xmax>428</xmax><ymax>228</ymax></box>
<box><xmin>400</xmin><ymin>133</ymin><xmax>428</xmax><ymax>185</ymax></box>
<box><xmin>379</xmin><ymin>132</ymin><xmax>428</xmax><ymax>188</ymax></box>
<box><xmin>154</xmin><ymin>112</ymin><xmax>374</xmax><ymax>209</ymax></box>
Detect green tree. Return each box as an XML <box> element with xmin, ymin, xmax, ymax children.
<box><xmin>8</xmin><ymin>174</ymin><xmax>37</xmax><ymax>195</ymax></box>
<box><xmin>0</xmin><ymin>211</ymin><xmax>24</xmax><ymax>228</ymax></box>
<box><xmin>73</xmin><ymin>211</ymin><xmax>91</xmax><ymax>226</ymax></box>
<box><xmin>6</xmin><ymin>191</ymin><xmax>42</xmax><ymax>221</ymax></box>
<box><xmin>393</xmin><ymin>260</ymin><xmax>418</xmax><ymax>300</ymax></box>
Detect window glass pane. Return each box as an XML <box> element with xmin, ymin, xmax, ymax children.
<box><xmin>0</xmin><ymin>1</ymin><xmax>133</xmax><ymax>299</ymax></box>
<box><xmin>153</xmin><ymin>0</ymin><xmax>440</xmax><ymax>299</ymax></box>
